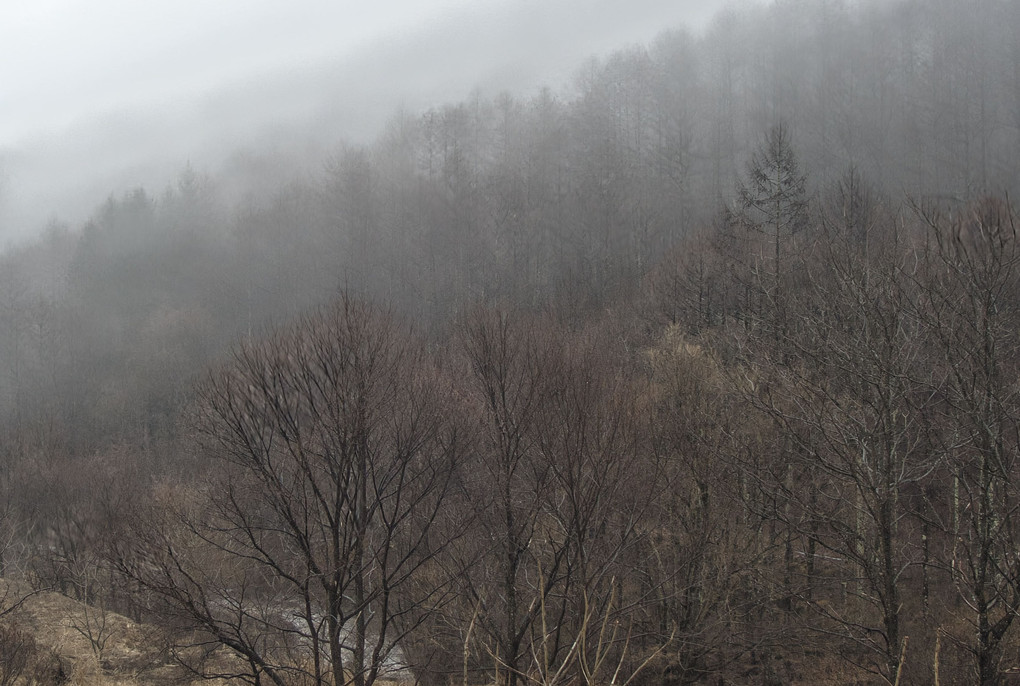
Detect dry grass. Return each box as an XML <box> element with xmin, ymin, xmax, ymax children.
<box><xmin>0</xmin><ymin>579</ymin><xmax>228</xmax><ymax>686</ymax></box>
<box><xmin>0</xmin><ymin>580</ymin><xmax>423</xmax><ymax>686</ymax></box>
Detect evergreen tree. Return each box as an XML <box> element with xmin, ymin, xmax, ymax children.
<box><xmin>738</xmin><ymin>122</ymin><xmax>808</xmax><ymax>267</ymax></box>
<box><xmin>735</xmin><ymin>123</ymin><xmax>808</xmax><ymax>331</ymax></box>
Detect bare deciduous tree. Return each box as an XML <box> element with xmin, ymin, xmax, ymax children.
<box><xmin>916</xmin><ymin>197</ymin><xmax>1020</xmax><ymax>686</ymax></box>
<box><xmin>739</xmin><ymin>180</ymin><xmax>932</xmax><ymax>681</ymax></box>
<box><xmin>114</xmin><ymin>295</ymin><xmax>460</xmax><ymax>686</ymax></box>
<box><xmin>448</xmin><ymin>310</ymin><xmax>651</xmax><ymax>686</ymax></box>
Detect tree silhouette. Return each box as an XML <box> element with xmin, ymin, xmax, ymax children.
<box><xmin>735</xmin><ymin>122</ymin><xmax>808</xmax><ymax>334</ymax></box>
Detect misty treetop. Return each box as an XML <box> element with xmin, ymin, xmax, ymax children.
<box><xmin>0</xmin><ymin>0</ymin><xmax>1019</xmax><ymax>684</ymax></box>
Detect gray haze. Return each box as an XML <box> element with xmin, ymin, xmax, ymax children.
<box><xmin>0</xmin><ymin>0</ymin><xmax>733</xmax><ymax>243</ymax></box>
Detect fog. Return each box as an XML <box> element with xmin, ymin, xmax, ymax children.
<box><xmin>0</xmin><ymin>0</ymin><xmax>731</xmax><ymax>242</ymax></box>
<box><xmin>5</xmin><ymin>2</ymin><xmax>1020</xmax><ymax>683</ymax></box>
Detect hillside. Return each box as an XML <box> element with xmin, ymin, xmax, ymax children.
<box><xmin>0</xmin><ymin>580</ymin><xmax>191</xmax><ymax>686</ymax></box>
<box><xmin>1</xmin><ymin>1</ymin><xmax>1019</xmax><ymax>684</ymax></box>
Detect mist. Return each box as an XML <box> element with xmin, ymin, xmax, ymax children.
<box><xmin>4</xmin><ymin>1</ymin><xmax>1020</xmax><ymax>684</ymax></box>
<box><xmin>0</xmin><ymin>0</ymin><xmax>730</xmax><ymax>242</ymax></box>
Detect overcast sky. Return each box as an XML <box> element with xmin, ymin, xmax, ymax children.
<box><xmin>1</xmin><ymin>0</ymin><xmax>510</xmax><ymax>143</ymax></box>
<box><xmin>0</xmin><ymin>0</ymin><xmax>733</xmax><ymax>241</ymax></box>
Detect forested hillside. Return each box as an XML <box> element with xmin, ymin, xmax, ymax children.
<box><xmin>1</xmin><ymin>0</ymin><xmax>1020</xmax><ymax>684</ymax></box>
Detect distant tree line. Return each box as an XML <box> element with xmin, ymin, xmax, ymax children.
<box><xmin>0</xmin><ymin>0</ymin><xmax>1019</xmax><ymax>683</ymax></box>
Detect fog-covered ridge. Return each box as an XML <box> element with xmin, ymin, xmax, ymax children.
<box><xmin>0</xmin><ymin>1</ymin><xmax>1019</xmax><ymax>684</ymax></box>
<box><xmin>0</xmin><ymin>0</ymin><xmax>729</xmax><ymax>243</ymax></box>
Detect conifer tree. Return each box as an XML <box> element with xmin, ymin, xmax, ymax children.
<box><xmin>735</xmin><ymin>122</ymin><xmax>808</xmax><ymax>331</ymax></box>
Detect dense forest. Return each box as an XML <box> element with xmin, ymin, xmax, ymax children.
<box><xmin>1</xmin><ymin>0</ymin><xmax>1020</xmax><ymax>684</ymax></box>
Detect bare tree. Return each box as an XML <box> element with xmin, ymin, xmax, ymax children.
<box><xmin>448</xmin><ymin>310</ymin><xmax>651</xmax><ymax>686</ymax></box>
<box><xmin>738</xmin><ymin>180</ymin><xmax>932</xmax><ymax>681</ymax></box>
<box><xmin>530</xmin><ymin>320</ymin><xmax>653</xmax><ymax>686</ymax></box>
<box><xmin>447</xmin><ymin>308</ymin><xmax>563</xmax><ymax>686</ymax></box>
<box><xmin>643</xmin><ymin>326</ymin><xmax>781</xmax><ymax>684</ymax></box>
<box><xmin>114</xmin><ymin>295</ymin><xmax>460</xmax><ymax>686</ymax></box>
<box><xmin>916</xmin><ymin>197</ymin><xmax>1020</xmax><ymax>685</ymax></box>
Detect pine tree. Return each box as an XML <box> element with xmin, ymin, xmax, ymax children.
<box><xmin>738</xmin><ymin>122</ymin><xmax>808</xmax><ymax>267</ymax></box>
<box><xmin>735</xmin><ymin>123</ymin><xmax>808</xmax><ymax>331</ymax></box>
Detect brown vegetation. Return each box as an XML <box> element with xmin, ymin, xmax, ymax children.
<box><xmin>2</xmin><ymin>2</ymin><xmax>1020</xmax><ymax>684</ymax></box>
